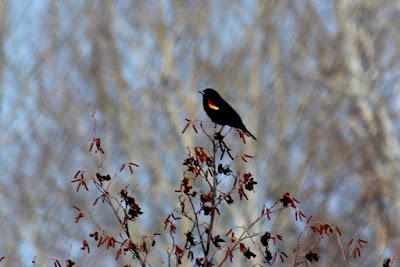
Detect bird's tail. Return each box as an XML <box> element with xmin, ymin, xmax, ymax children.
<box><xmin>246</xmin><ymin>130</ymin><xmax>257</xmax><ymax>140</ymax></box>
<box><xmin>240</xmin><ymin>126</ymin><xmax>257</xmax><ymax>140</ymax></box>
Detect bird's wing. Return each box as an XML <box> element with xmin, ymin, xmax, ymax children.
<box><xmin>217</xmin><ymin>98</ymin><xmax>244</xmax><ymax>127</ymax></box>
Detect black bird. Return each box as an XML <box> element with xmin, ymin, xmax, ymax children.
<box><xmin>199</xmin><ymin>88</ymin><xmax>257</xmax><ymax>140</ymax></box>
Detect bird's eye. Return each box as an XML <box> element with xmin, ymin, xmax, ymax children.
<box><xmin>208</xmin><ymin>99</ymin><xmax>219</xmax><ymax>110</ymax></box>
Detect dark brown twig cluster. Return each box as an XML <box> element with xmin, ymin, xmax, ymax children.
<box><xmin>15</xmin><ymin>113</ymin><xmax>370</xmax><ymax>267</ymax></box>
<box><xmin>69</xmin><ymin>109</ymin><xmax>158</xmax><ymax>267</ymax></box>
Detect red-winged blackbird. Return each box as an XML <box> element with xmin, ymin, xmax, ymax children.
<box><xmin>199</xmin><ymin>88</ymin><xmax>257</xmax><ymax>140</ymax></box>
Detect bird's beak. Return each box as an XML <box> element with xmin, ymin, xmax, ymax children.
<box><xmin>198</xmin><ymin>90</ymin><xmax>204</xmax><ymax>95</ymax></box>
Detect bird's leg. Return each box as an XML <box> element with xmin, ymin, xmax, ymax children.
<box><xmin>215</xmin><ymin>125</ymin><xmax>233</xmax><ymax>159</ymax></box>
<box><xmin>218</xmin><ymin>125</ymin><xmax>225</xmax><ymax>135</ymax></box>
<box><xmin>213</xmin><ymin>123</ymin><xmax>217</xmax><ymax>138</ymax></box>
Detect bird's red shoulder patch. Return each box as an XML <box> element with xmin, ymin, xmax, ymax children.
<box><xmin>208</xmin><ymin>99</ymin><xmax>219</xmax><ymax>110</ymax></box>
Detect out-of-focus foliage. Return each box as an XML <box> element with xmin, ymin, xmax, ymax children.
<box><xmin>1</xmin><ymin>0</ymin><xmax>400</xmax><ymax>266</ymax></box>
